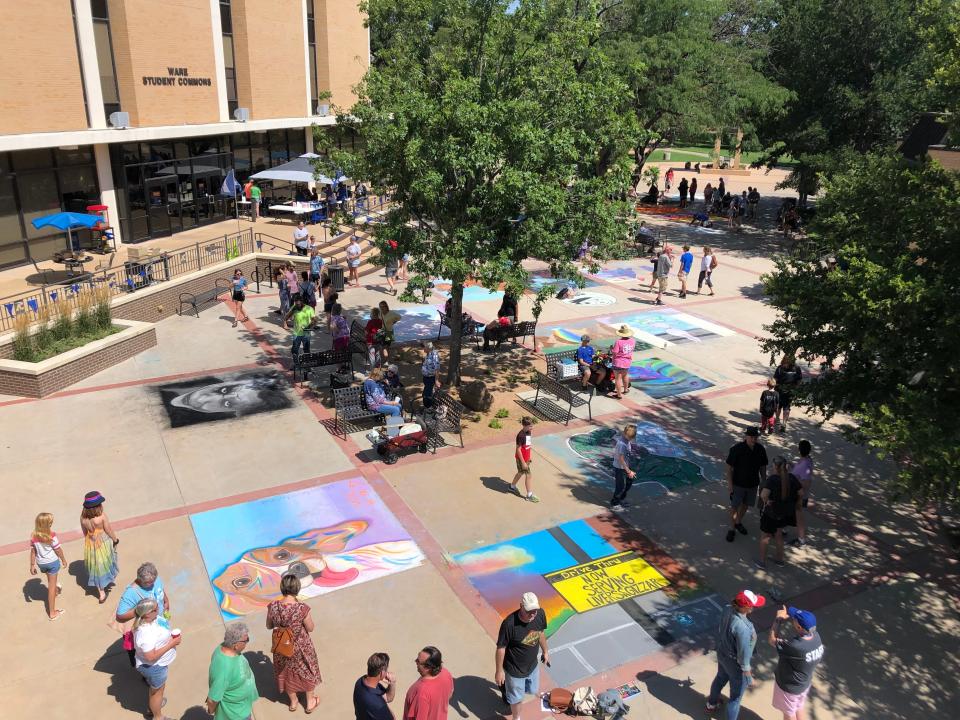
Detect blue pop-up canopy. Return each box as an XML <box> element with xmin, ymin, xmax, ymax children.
<box><xmin>31</xmin><ymin>212</ymin><xmax>102</xmax><ymax>252</ymax></box>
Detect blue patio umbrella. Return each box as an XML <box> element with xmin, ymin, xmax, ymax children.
<box><xmin>30</xmin><ymin>211</ymin><xmax>102</xmax><ymax>252</ymax></box>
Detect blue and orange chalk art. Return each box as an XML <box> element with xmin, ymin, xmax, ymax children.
<box><xmin>191</xmin><ymin>479</ymin><xmax>424</xmax><ymax>619</ymax></box>
<box><xmin>628</xmin><ymin>357</ymin><xmax>714</xmax><ymax>398</ymax></box>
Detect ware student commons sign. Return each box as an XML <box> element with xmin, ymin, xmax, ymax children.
<box><xmin>544</xmin><ymin>550</ymin><xmax>670</xmax><ymax>613</ymax></box>
<box><xmin>143</xmin><ymin>67</ymin><xmax>212</xmax><ymax>86</ymax></box>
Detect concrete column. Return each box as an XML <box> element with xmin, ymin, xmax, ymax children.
<box><xmin>73</xmin><ymin>0</ymin><xmax>107</xmax><ymax>129</ymax></box>
<box><xmin>305</xmin><ymin>126</ymin><xmax>315</xmax><ymax>189</ymax></box>
<box><xmin>303</xmin><ymin>0</ymin><xmax>314</xmax><ymax>117</ymax></box>
<box><xmin>209</xmin><ymin>0</ymin><xmax>230</xmax><ymax>122</ymax></box>
<box><xmin>94</xmin><ymin>143</ymin><xmax>123</xmax><ymax>246</ymax></box>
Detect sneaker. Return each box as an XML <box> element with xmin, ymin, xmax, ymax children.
<box><xmin>726</xmin><ymin>529</ymin><xmax>735</xmax><ymax>542</ymax></box>
<box><xmin>735</xmin><ymin>523</ymin><xmax>748</xmax><ymax>535</ymax></box>
<box><xmin>753</xmin><ymin>559</ymin><xmax>767</xmax><ymax>570</ymax></box>
<box><xmin>611</xmin><ymin>504</ymin><xmax>625</xmax><ymax>512</ymax></box>
<box><xmin>789</xmin><ymin>538</ymin><xmax>807</xmax><ymax>547</ymax></box>
<box><xmin>655</xmin><ymin>299</ymin><xmax>664</xmax><ymax>305</ymax></box>
<box><xmin>526</xmin><ymin>493</ymin><xmax>540</xmax><ymax>503</ymax></box>
<box><xmin>773</xmin><ymin>558</ymin><xmax>786</xmax><ymax>567</ymax></box>
<box><xmin>705</xmin><ymin>701</ymin><xmax>719</xmax><ymax>711</ymax></box>
<box><xmin>509</xmin><ymin>484</ymin><xmax>523</xmax><ymax>498</ymax></box>
<box><xmin>679</xmin><ymin>292</ymin><xmax>686</xmax><ymax>298</ymax></box>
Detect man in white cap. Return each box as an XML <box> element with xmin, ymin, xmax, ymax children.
<box><xmin>495</xmin><ymin>592</ymin><xmax>548</xmax><ymax>720</ymax></box>
<box><xmin>706</xmin><ymin>589</ymin><xmax>765</xmax><ymax>719</ymax></box>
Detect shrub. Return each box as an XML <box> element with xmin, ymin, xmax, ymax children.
<box><xmin>494</xmin><ymin>408</ymin><xmax>509</xmax><ymax>418</ymax></box>
<box><xmin>93</xmin><ymin>287</ymin><xmax>112</xmax><ymax>329</ymax></box>
<box><xmin>75</xmin><ymin>291</ymin><xmax>95</xmax><ymax>334</ymax></box>
<box><xmin>33</xmin><ymin>307</ymin><xmax>52</xmax><ymax>351</ymax></box>
<box><xmin>488</xmin><ymin>419</ymin><xmax>502</xmax><ymax>429</ymax></box>
<box><xmin>11</xmin><ymin>312</ymin><xmax>34</xmax><ymax>362</ymax></box>
<box><xmin>52</xmin><ymin>296</ymin><xmax>73</xmax><ymax>340</ymax></box>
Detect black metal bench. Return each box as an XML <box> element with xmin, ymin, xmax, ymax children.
<box><xmin>531</xmin><ymin>370</ymin><xmax>593</xmax><ymax>424</ymax></box>
<box><xmin>293</xmin><ymin>348</ymin><xmax>353</xmax><ymax>384</ymax></box>
<box><xmin>348</xmin><ymin>319</ymin><xmax>368</xmax><ymax>358</ymax></box>
<box><xmin>545</xmin><ymin>345</ymin><xmax>613</xmax><ymax>384</ymax></box>
<box><xmin>500</xmin><ymin>320</ymin><xmax>537</xmax><ymax>348</ymax></box>
<box><xmin>178</xmin><ymin>278</ymin><xmax>232</xmax><ymax>317</ymax></box>
<box><xmin>422</xmin><ymin>389</ymin><xmax>466</xmax><ymax>450</ymax></box>
<box><xmin>437</xmin><ymin>310</ymin><xmax>484</xmax><ymax>347</ymax></box>
<box><xmin>332</xmin><ymin>385</ymin><xmax>385</xmax><ymax>437</ymax></box>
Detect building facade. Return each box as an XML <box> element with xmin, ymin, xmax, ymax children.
<box><xmin>0</xmin><ymin>0</ymin><xmax>368</xmax><ymax>268</ymax></box>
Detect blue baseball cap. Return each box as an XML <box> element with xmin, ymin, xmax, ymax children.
<box><xmin>788</xmin><ymin>607</ymin><xmax>816</xmax><ymax>630</ymax></box>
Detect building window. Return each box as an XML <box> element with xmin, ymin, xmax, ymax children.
<box><xmin>307</xmin><ymin>0</ymin><xmax>318</xmax><ymax>112</ymax></box>
<box><xmin>91</xmin><ymin>0</ymin><xmax>121</xmax><ymax>119</ymax></box>
<box><xmin>220</xmin><ymin>0</ymin><xmax>239</xmax><ymax>118</ymax></box>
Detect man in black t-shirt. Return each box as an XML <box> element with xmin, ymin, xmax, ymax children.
<box><xmin>353</xmin><ymin>652</ymin><xmax>396</xmax><ymax>720</ymax></box>
<box><xmin>773</xmin><ymin>356</ymin><xmax>803</xmax><ymax>432</ymax></box>
<box><xmin>495</xmin><ymin>592</ymin><xmax>548</xmax><ymax>720</ymax></box>
<box><xmin>725</xmin><ymin>427</ymin><xmax>769</xmax><ymax>543</ymax></box>
<box><xmin>767</xmin><ymin>606</ymin><xmax>824</xmax><ymax>719</ymax></box>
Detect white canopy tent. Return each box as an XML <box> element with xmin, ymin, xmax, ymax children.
<box><xmin>250</xmin><ymin>153</ymin><xmax>333</xmax><ymax>185</ymax></box>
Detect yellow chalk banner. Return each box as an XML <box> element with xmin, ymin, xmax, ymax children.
<box><xmin>543</xmin><ymin>551</ymin><xmax>669</xmax><ymax>613</ymax></box>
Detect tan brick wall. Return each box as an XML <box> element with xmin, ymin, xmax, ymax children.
<box><xmin>315</xmin><ymin>0</ymin><xmax>368</xmax><ymax>110</ymax></box>
<box><xmin>232</xmin><ymin>0</ymin><xmax>307</xmax><ymax>119</ymax></box>
<box><xmin>0</xmin><ymin>327</ymin><xmax>157</xmax><ymax>398</ymax></box>
<box><xmin>0</xmin><ymin>1</ymin><xmax>88</xmax><ymax>134</ymax></box>
<box><xmin>108</xmin><ymin>0</ymin><xmax>220</xmax><ymax>127</ymax></box>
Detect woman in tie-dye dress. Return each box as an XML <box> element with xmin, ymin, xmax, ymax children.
<box><xmin>80</xmin><ymin>491</ymin><xmax>119</xmax><ymax>603</ymax></box>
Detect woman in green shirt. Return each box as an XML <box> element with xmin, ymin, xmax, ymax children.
<box><xmin>206</xmin><ymin>623</ymin><xmax>260</xmax><ymax>720</ymax></box>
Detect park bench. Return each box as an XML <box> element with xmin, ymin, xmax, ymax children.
<box><xmin>332</xmin><ymin>385</ymin><xmax>385</xmax><ymax>437</ymax></box>
<box><xmin>436</xmin><ymin>310</ymin><xmax>484</xmax><ymax>347</ymax></box>
<box><xmin>348</xmin><ymin>319</ymin><xmax>369</xmax><ymax>359</ymax></box>
<box><xmin>422</xmin><ymin>389</ymin><xmax>466</xmax><ymax>450</ymax></box>
<box><xmin>531</xmin><ymin>369</ymin><xmax>593</xmax><ymax>424</ymax></box>
<box><xmin>178</xmin><ymin>278</ymin><xmax>232</xmax><ymax>318</ymax></box>
<box><xmin>545</xmin><ymin>349</ymin><xmax>584</xmax><ymax>383</ymax></box>
<box><xmin>500</xmin><ymin>320</ymin><xmax>537</xmax><ymax>348</ymax></box>
<box><xmin>293</xmin><ymin>348</ymin><xmax>353</xmax><ymax>384</ymax></box>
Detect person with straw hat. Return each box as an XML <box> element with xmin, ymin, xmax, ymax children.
<box><xmin>609</xmin><ymin>325</ymin><xmax>636</xmax><ymax>399</ymax></box>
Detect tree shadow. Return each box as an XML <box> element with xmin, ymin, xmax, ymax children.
<box><xmin>637</xmin><ymin>671</ymin><xmax>766</xmax><ymax>720</ymax></box>
<box><xmin>449</xmin><ymin>674</ymin><xmax>507</xmax><ymax>720</ymax></box>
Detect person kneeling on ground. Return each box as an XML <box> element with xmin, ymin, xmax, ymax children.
<box><xmin>364</xmin><ymin>368</ymin><xmax>402</xmax><ymax>417</ymax></box>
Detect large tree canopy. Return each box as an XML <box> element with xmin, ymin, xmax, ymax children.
<box><xmin>326</xmin><ymin>0</ymin><xmax>638</xmax><ymax>384</ymax></box>
<box><xmin>599</xmin><ymin>0</ymin><xmax>787</xmax><ymax>176</ymax></box>
<box><xmin>762</xmin><ymin>154</ymin><xmax>960</xmax><ymax>509</ymax></box>
<box><xmin>756</xmin><ymin>0</ymin><xmax>943</xmax><ymax>199</ymax></box>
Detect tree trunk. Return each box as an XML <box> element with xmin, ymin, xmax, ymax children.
<box><xmin>445</xmin><ymin>281</ymin><xmax>464</xmax><ymax>387</ymax></box>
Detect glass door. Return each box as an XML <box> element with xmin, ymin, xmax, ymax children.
<box><xmin>144</xmin><ymin>176</ymin><xmax>179</xmax><ymax>237</ymax></box>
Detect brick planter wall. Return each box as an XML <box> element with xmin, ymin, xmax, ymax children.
<box><xmin>0</xmin><ymin>320</ymin><xmax>156</xmax><ymax>398</ymax></box>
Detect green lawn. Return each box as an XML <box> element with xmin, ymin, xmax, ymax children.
<box><xmin>647</xmin><ymin>145</ymin><xmax>794</xmax><ymax>166</ymax></box>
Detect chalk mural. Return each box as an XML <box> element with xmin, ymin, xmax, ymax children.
<box><xmin>432</xmin><ymin>279</ymin><xmax>505</xmax><ymax>304</ymax></box>
<box><xmin>628</xmin><ymin>357</ymin><xmax>714</xmax><ymax>398</ymax></box>
<box><xmin>565</xmin><ymin>421</ymin><xmax>714</xmax><ymax>494</ymax></box>
<box><xmin>390</xmin><ymin>305</ymin><xmax>449</xmax><ymax>343</ymax></box>
<box><xmin>156</xmin><ymin>369</ymin><xmax>292</xmax><ymax>428</ymax></box>
<box><xmin>589</xmin><ymin>266</ymin><xmax>638</xmax><ymax>283</ymax></box>
<box><xmin>562</xmin><ymin>291</ymin><xmax>617</xmax><ymax>307</ymax></box>
<box><xmin>191</xmin><ymin>479</ymin><xmax>424</xmax><ymax>619</ymax></box>
<box><xmin>527</xmin><ymin>270</ymin><xmax>599</xmax><ymax>293</ymax></box>
<box><xmin>537</xmin><ymin>308</ymin><xmax>734</xmax><ymax>351</ymax></box>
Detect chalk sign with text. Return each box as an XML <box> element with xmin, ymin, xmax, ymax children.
<box><xmin>543</xmin><ymin>550</ymin><xmax>669</xmax><ymax>612</ymax></box>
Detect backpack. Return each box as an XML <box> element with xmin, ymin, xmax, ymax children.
<box><xmin>572</xmin><ymin>687</ymin><xmax>598</xmax><ymax>715</ymax></box>
<box><xmin>271</xmin><ymin>626</ymin><xmax>295</xmax><ymax>658</ymax></box>
<box><xmin>547</xmin><ymin>688</ymin><xmax>573</xmax><ymax>713</ymax></box>
<box><xmin>761</xmin><ymin>389</ymin><xmax>778</xmax><ymax>415</ymax></box>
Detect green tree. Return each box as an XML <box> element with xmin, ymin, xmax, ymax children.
<box><xmin>757</xmin><ymin>0</ymin><xmax>941</xmax><ymax>201</ymax></box>
<box><xmin>599</xmin><ymin>0</ymin><xmax>787</xmax><ymax>180</ymax></box>
<box><xmin>322</xmin><ymin>0</ymin><xmax>637</xmax><ymax>385</ymax></box>
<box><xmin>761</xmin><ymin>154</ymin><xmax>960</xmax><ymax>510</ymax></box>
<box><xmin>919</xmin><ymin>0</ymin><xmax>960</xmax><ymax>139</ymax></box>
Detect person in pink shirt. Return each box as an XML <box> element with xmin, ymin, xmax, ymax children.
<box><xmin>403</xmin><ymin>646</ymin><xmax>453</xmax><ymax>720</ymax></box>
<box><xmin>609</xmin><ymin>325</ymin><xmax>636</xmax><ymax>399</ymax></box>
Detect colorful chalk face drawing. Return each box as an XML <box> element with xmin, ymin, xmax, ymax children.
<box><xmin>562</xmin><ymin>291</ymin><xmax>617</xmax><ymax>307</ymax></box>
<box><xmin>537</xmin><ymin>308</ymin><xmax>734</xmax><ymax>351</ymax></box>
<box><xmin>391</xmin><ymin>305</ymin><xmax>449</xmax><ymax>343</ymax></box>
<box><xmin>191</xmin><ymin>479</ymin><xmax>424</xmax><ymax>620</ymax></box>
<box><xmin>565</xmin><ymin>421</ymin><xmax>715</xmax><ymax>494</ymax></box>
<box><xmin>628</xmin><ymin>357</ymin><xmax>715</xmax><ymax>398</ymax></box>
<box><xmin>156</xmin><ymin>369</ymin><xmax>292</xmax><ymax>428</ymax></box>
<box><xmin>589</xmin><ymin>266</ymin><xmax>637</xmax><ymax>283</ymax></box>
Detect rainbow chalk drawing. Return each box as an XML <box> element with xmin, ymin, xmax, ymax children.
<box><xmin>628</xmin><ymin>357</ymin><xmax>714</xmax><ymax>398</ymax></box>
<box><xmin>191</xmin><ymin>479</ymin><xmax>424</xmax><ymax>620</ymax></box>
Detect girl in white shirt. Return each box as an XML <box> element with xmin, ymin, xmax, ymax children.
<box><xmin>29</xmin><ymin>512</ymin><xmax>66</xmax><ymax>620</ymax></box>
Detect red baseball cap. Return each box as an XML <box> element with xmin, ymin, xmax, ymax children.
<box><xmin>734</xmin><ymin>590</ymin><xmax>766</xmax><ymax>608</ymax></box>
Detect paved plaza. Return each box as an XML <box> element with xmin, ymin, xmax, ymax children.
<box><xmin>1</xmin><ymin>184</ymin><xmax>956</xmax><ymax>719</ymax></box>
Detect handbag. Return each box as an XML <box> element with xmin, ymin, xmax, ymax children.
<box><xmin>547</xmin><ymin>687</ymin><xmax>573</xmax><ymax>713</ymax></box>
<box><xmin>271</xmin><ymin>626</ymin><xmax>295</xmax><ymax>658</ymax></box>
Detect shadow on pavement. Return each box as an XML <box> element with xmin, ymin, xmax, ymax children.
<box><xmin>449</xmin><ymin>674</ymin><xmax>507</xmax><ymax>719</ymax></box>
<box><xmin>638</xmin><ymin>671</ymin><xmax>765</xmax><ymax>720</ymax></box>
<box><xmin>93</xmin><ymin>637</ymin><xmax>149</xmax><ymax>717</ymax></box>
